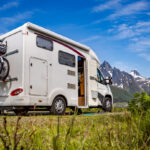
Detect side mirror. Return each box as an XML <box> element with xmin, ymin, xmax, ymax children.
<box><xmin>105</xmin><ymin>79</ymin><xmax>109</xmax><ymax>84</ymax></box>
<box><xmin>105</xmin><ymin>77</ymin><xmax>112</xmax><ymax>85</ymax></box>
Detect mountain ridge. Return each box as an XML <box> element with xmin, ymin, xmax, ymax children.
<box><xmin>100</xmin><ymin>61</ymin><xmax>150</xmax><ymax>102</ymax></box>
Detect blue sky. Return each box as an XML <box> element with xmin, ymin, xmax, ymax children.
<box><xmin>0</xmin><ymin>0</ymin><xmax>150</xmax><ymax>77</ymax></box>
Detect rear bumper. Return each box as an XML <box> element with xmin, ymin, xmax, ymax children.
<box><xmin>0</xmin><ymin>95</ymin><xmax>29</xmax><ymax>106</ymax></box>
<box><xmin>0</xmin><ymin>95</ymin><xmax>49</xmax><ymax>106</ymax></box>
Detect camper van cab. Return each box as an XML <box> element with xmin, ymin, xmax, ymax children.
<box><xmin>0</xmin><ymin>23</ymin><xmax>113</xmax><ymax>115</ymax></box>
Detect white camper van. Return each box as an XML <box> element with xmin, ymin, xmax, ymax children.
<box><xmin>0</xmin><ymin>22</ymin><xmax>113</xmax><ymax>115</ymax></box>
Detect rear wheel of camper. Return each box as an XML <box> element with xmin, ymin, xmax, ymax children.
<box><xmin>0</xmin><ymin>110</ymin><xmax>4</xmax><ymax>115</ymax></box>
<box><xmin>51</xmin><ymin>96</ymin><xmax>66</xmax><ymax>115</ymax></box>
<box><xmin>14</xmin><ymin>109</ymin><xmax>28</xmax><ymax>116</ymax></box>
<box><xmin>102</xmin><ymin>97</ymin><xmax>112</xmax><ymax>112</ymax></box>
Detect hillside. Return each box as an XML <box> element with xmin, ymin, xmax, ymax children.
<box><xmin>100</xmin><ymin>61</ymin><xmax>150</xmax><ymax>102</ymax></box>
<box><xmin>110</xmin><ymin>86</ymin><xmax>133</xmax><ymax>103</ymax></box>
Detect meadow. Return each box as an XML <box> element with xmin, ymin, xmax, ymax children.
<box><xmin>0</xmin><ymin>92</ymin><xmax>149</xmax><ymax>150</ymax></box>
<box><xmin>0</xmin><ymin>110</ymin><xmax>149</xmax><ymax>150</ymax></box>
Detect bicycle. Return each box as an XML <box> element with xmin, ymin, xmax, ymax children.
<box><xmin>0</xmin><ymin>41</ymin><xmax>10</xmax><ymax>80</ymax></box>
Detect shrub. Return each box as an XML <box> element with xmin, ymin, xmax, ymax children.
<box><xmin>128</xmin><ymin>92</ymin><xmax>150</xmax><ymax>114</ymax></box>
<box><xmin>128</xmin><ymin>92</ymin><xmax>150</xmax><ymax>146</ymax></box>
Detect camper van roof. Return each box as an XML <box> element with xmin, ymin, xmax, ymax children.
<box><xmin>0</xmin><ymin>22</ymin><xmax>100</xmax><ymax>63</ymax></box>
<box><xmin>26</xmin><ymin>22</ymin><xmax>90</xmax><ymax>51</ymax></box>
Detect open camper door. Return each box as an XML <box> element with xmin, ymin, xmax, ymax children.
<box><xmin>89</xmin><ymin>60</ymin><xmax>98</xmax><ymax>91</ymax></box>
<box><xmin>88</xmin><ymin>60</ymin><xmax>98</xmax><ymax>105</ymax></box>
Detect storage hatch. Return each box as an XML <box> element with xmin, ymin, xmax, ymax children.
<box><xmin>29</xmin><ymin>57</ymin><xmax>48</xmax><ymax>96</ymax></box>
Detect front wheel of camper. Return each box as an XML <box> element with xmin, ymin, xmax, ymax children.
<box><xmin>0</xmin><ymin>58</ymin><xmax>10</xmax><ymax>80</ymax></box>
<box><xmin>102</xmin><ymin>97</ymin><xmax>112</xmax><ymax>112</ymax></box>
<box><xmin>51</xmin><ymin>96</ymin><xmax>66</xmax><ymax>115</ymax></box>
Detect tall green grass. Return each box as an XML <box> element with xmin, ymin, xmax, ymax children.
<box><xmin>0</xmin><ymin>92</ymin><xmax>149</xmax><ymax>149</ymax></box>
<box><xmin>0</xmin><ymin>111</ymin><xmax>149</xmax><ymax>149</ymax></box>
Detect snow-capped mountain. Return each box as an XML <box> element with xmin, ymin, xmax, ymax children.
<box><xmin>100</xmin><ymin>61</ymin><xmax>150</xmax><ymax>93</ymax></box>
<box><xmin>100</xmin><ymin>61</ymin><xmax>113</xmax><ymax>77</ymax></box>
<box><xmin>130</xmin><ymin>70</ymin><xmax>150</xmax><ymax>92</ymax></box>
<box><xmin>130</xmin><ymin>70</ymin><xmax>145</xmax><ymax>80</ymax></box>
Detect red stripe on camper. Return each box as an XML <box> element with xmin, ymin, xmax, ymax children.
<box><xmin>35</xmin><ymin>32</ymin><xmax>85</xmax><ymax>58</ymax></box>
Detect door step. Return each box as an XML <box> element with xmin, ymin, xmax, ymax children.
<box><xmin>78</xmin><ymin>96</ymin><xmax>85</xmax><ymax>106</ymax></box>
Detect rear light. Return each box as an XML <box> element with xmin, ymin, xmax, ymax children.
<box><xmin>10</xmin><ymin>88</ymin><xmax>23</xmax><ymax>96</ymax></box>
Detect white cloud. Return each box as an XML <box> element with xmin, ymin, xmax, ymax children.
<box><xmin>0</xmin><ymin>10</ymin><xmax>35</xmax><ymax>34</ymax></box>
<box><xmin>0</xmin><ymin>2</ymin><xmax>19</xmax><ymax>11</ymax></box>
<box><xmin>139</xmin><ymin>53</ymin><xmax>150</xmax><ymax>61</ymax></box>
<box><xmin>106</xmin><ymin>20</ymin><xmax>150</xmax><ymax>63</ymax></box>
<box><xmin>93</xmin><ymin>1</ymin><xmax>150</xmax><ymax>24</ymax></box>
<box><xmin>131</xmin><ymin>38</ymin><xmax>139</xmax><ymax>42</ymax></box>
<box><xmin>108</xmin><ymin>1</ymin><xmax>149</xmax><ymax>19</ymax></box>
<box><xmin>147</xmin><ymin>12</ymin><xmax>150</xmax><ymax>15</ymax></box>
<box><xmin>135</xmin><ymin>21</ymin><xmax>150</xmax><ymax>28</ymax></box>
<box><xmin>80</xmin><ymin>36</ymin><xmax>101</xmax><ymax>43</ymax></box>
<box><xmin>115</xmin><ymin>24</ymin><xmax>136</xmax><ymax>39</ymax></box>
<box><xmin>109</xmin><ymin>21</ymin><xmax>150</xmax><ymax>40</ymax></box>
<box><xmin>0</xmin><ymin>11</ymin><xmax>34</xmax><ymax>25</ymax></box>
<box><xmin>93</xmin><ymin>0</ymin><xmax>121</xmax><ymax>12</ymax></box>
<box><xmin>129</xmin><ymin>38</ymin><xmax>150</xmax><ymax>52</ymax></box>
<box><xmin>107</xmin><ymin>28</ymin><xmax>114</xmax><ymax>33</ymax></box>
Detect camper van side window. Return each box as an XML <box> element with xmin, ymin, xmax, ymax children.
<box><xmin>36</xmin><ymin>36</ymin><xmax>53</xmax><ymax>51</ymax></box>
<box><xmin>59</xmin><ymin>51</ymin><xmax>75</xmax><ymax>67</ymax></box>
<box><xmin>97</xmin><ymin>69</ymin><xmax>105</xmax><ymax>84</ymax></box>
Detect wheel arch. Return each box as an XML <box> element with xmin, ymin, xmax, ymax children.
<box><xmin>53</xmin><ymin>94</ymin><xmax>68</xmax><ymax>106</ymax></box>
<box><xmin>105</xmin><ymin>94</ymin><xmax>113</xmax><ymax>104</ymax></box>
<box><xmin>48</xmin><ymin>88</ymin><xmax>69</xmax><ymax>106</ymax></box>
<box><xmin>105</xmin><ymin>94</ymin><xmax>112</xmax><ymax>99</ymax></box>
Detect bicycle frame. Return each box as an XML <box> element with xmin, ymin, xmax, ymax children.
<box><xmin>0</xmin><ymin>49</ymin><xmax>18</xmax><ymax>66</ymax></box>
<box><xmin>0</xmin><ymin>49</ymin><xmax>18</xmax><ymax>78</ymax></box>
<box><xmin>0</xmin><ymin>56</ymin><xmax>4</xmax><ymax>64</ymax></box>
<box><xmin>2</xmin><ymin>49</ymin><xmax>19</xmax><ymax>58</ymax></box>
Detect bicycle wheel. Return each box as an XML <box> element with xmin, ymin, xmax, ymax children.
<box><xmin>0</xmin><ymin>58</ymin><xmax>10</xmax><ymax>80</ymax></box>
<box><xmin>0</xmin><ymin>60</ymin><xmax>3</xmax><ymax>74</ymax></box>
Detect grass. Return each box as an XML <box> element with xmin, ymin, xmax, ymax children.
<box><xmin>0</xmin><ymin>108</ymin><xmax>149</xmax><ymax>150</ymax></box>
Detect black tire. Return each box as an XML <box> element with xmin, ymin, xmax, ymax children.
<box><xmin>0</xmin><ymin>58</ymin><xmax>10</xmax><ymax>80</ymax></box>
<box><xmin>77</xmin><ymin>108</ymin><xmax>82</xmax><ymax>115</ymax></box>
<box><xmin>70</xmin><ymin>107</ymin><xmax>82</xmax><ymax>115</ymax></box>
<box><xmin>14</xmin><ymin>109</ymin><xmax>28</xmax><ymax>116</ymax></box>
<box><xmin>51</xmin><ymin>96</ymin><xmax>66</xmax><ymax>115</ymax></box>
<box><xmin>0</xmin><ymin>110</ymin><xmax>4</xmax><ymax>115</ymax></box>
<box><xmin>102</xmin><ymin>97</ymin><xmax>112</xmax><ymax>112</ymax></box>
<box><xmin>70</xmin><ymin>107</ymin><xmax>76</xmax><ymax>112</ymax></box>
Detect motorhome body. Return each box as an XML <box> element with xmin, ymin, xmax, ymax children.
<box><xmin>0</xmin><ymin>22</ymin><xmax>113</xmax><ymax>115</ymax></box>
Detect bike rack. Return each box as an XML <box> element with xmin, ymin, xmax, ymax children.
<box><xmin>2</xmin><ymin>77</ymin><xmax>18</xmax><ymax>83</ymax></box>
<box><xmin>2</xmin><ymin>49</ymin><xmax>19</xmax><ymax>57</ymax></box>
<box><xmin>0</xmin><ymin>49</ymin><xmax>19</xmax><ymax>82</ymax></box>
<box><xmin>0</xmin><ymin>77</ymin><xmax>18</xmax><ymax>83</ymax></box>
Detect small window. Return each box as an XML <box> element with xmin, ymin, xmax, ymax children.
<box><xmin>36</xmin><ymin>36</ymin><xmax>53</xmax><ymax>51</ymax></box>
<box><xmin>59</xmin><ymin>51</ymin><xmax>75</xmax><ymax>67</ymax></box>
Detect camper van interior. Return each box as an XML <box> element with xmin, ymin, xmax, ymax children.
<box><xmin>78</xmin><ymin>56</ymin><xmax>85</xmax><ymax>106</ymax></box>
